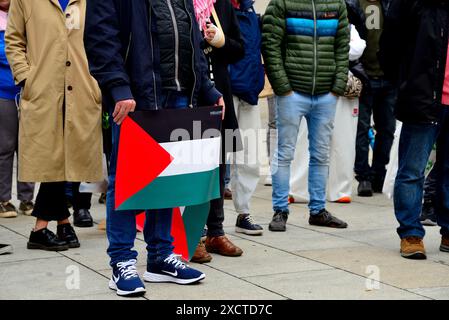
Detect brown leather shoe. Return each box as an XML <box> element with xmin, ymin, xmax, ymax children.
<box><xmin>205</xmin><ymin>235</ymin><xmax>243</xmax><ymax>257</ymax></box>
<box><xmin>400</xmin><ymin>237</ymin><xmax>426</xmax><ymax>260</ymax></box>
<box><xmin>440</xmin><ymin>235</ymin><xmax>449</xmax><ymax>253</ymax></box>
<box><xmin>224</xmin><ymin>188</ymin><xmax>232</xmax><ymax>200</ymax></box>
<box><xmin>191</xmin><ymin>241</ymin><xmax>212</xmax><ymax>264</ymax></box>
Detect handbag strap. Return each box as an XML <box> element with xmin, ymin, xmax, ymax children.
<box><xmin>211</xmin><ymin>7</ymin><xmax>223</xmax><ymax>33</ymax></box>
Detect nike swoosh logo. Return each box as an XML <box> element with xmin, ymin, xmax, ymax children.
<box><xmin>162</xmin><ymin>270</ymin><xmax>178</xmax><ymax>277</ymax></box>
<box><xmin>112</xmin><ymin>274</ymin><xmax>120</xmax><ymax>283</ymax></box>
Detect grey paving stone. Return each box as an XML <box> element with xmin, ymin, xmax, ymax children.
<box><xmin>201</xmin><ymin>238</ymin><xmax>332</xmax><ymax>278</ymax></box>
<box><xmin>225</xmin><ymin>224</ymin><xmax>365</xmax><ymax>253</ymax></box>
<box><xmin>0</xmin><ymin>256</ymin><xmax>111</xmax><ymax>300</ymax></box>
<box><xmin>243</xmin><ymin>269</ymin><xmax>427</xmax><ymax>300</ymax></box>
<box><xmin>298</xmin><ymin>246</ymin><xmax>449</xmax><ymax>289</ymax></box>
<box><xmin>410</xmin><ymin>287</ymin><xmax>449</xmax><ymax>300</ymax></box>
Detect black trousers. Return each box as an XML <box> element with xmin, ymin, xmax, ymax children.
<box><xmin>69</xmin><ymin>182</ymin><xmax>93</xmax><ymax>211</ymax></box>
<box><xmin>32</xmin><ymin>182</ymin><xmax>71</xmax><ymax>222</ymax></box>
<box><xmin>355</xmin><ymin>78</ymin><xmax>397</xmax><ymax>182</ymax></box>
<box><xmin>32</xmin><ymin>182</ymin><xmax>92</xmax><ymax>221</ymax></box>
<box><xmin>207</xmin><ymin>163</ymin><xmax>226</xmax><ymax>237</ymax></box>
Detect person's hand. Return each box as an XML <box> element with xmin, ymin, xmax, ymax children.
<box><xmin>113</xmin><ymin>99</ymin><xmax>136</xmax><ymax>125</ymax></box>
<box><xmin>216</xmin><ymin>97</ymin><xmax>225</xmax><ymax>120</ymax></box>
<box><xmin>204</xmin><ymin>23</ymin><xmax>217</xmax><ymax>42</ymax></box>
<box><xmin>204</xmin><ymin>23</ymin><xmax>225</xmax><ymax>48</ymax></box>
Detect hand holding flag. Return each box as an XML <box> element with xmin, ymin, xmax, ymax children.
<box><xmin>113</xmin><ymin>99</ymin><xmax>136</xmax><ymax>125</ymax></box>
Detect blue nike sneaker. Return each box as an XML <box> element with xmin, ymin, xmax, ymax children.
<box><xmin>144</xmin><ymin>254</ymin><xmax>205</xmax><ymax>285</ymax></box>
<box><xmin>109</xmin><ymin>259</ymin><xmax>146</xmax><ymax>296</ymax></box>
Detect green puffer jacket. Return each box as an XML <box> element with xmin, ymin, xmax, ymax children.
<box><xmin>262</xmin><ymin>0</ymin><xmax>349</xmax><ymax>96</ymax></box>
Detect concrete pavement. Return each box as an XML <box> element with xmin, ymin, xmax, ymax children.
<box><xmin>1</xmin><ymin>178</ymin><xmax>449</xmax><ymax>300</ymax></box>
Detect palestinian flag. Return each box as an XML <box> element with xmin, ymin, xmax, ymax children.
<box><xmin>116</xmin><ymin>106</ymin><xmax>222</xmax><ymax>260</ymax></box>
<box><xmin>136</xmin><ymin>205</ymin><xmax>208</xmax><ymax>261</ymax></box>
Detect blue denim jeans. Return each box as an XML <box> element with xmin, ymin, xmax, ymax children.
<box><xmin>394</xmin><ymin>107</ymin><xmax>449</xmax><ymax>239</ymax></box>
<box><xmin>106</xmin><ymin>90</ymin><xmax>189</xmax><ymax>266</ymax></box>
<box><xmin>272</xmin><ymin>92</ymin><xmax>337</xmax><ymax>214</ymax></box>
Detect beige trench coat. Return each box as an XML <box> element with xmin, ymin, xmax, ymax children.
<box><xmin>5</xmin><ymin>0</ymin><xmax>102</xmax><ymax>182</ymax></box>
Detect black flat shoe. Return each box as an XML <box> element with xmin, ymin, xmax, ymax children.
<box><xmin>357</xmin><ymin>180</ymin><xmax>373</xmax><ymax>197</ymax></box>
<box><xmin>57</xmin><ymin>223</ymin><xmax>80</xmax><ymax>248</ymax></box>
<box><xmin>73</xmin><ymin>209</ymin><xmax>93</xmax><ymax>228</ymax></box>
<box><xmin>309</xmin><ymin>210</ymin><xmax>348</xmax><ymax>229</ymax></box>
<box><xmin>27</xmin><ymin>228</ymin><xmax>69</xmax><ymax>251</ymax></box>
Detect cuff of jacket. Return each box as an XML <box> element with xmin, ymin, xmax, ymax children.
<box><xmin>203</xmin><ymin>86</ymin><xmax>223</xmax><ymax>106</ymax></box>
<box><xmin>14</xmin><ymin>67</ymin><xmax>30</xmax><ymax>86</ymax></box>
<box><xmin>332</xmin><ymin>78</ymin><xmax>347</xmax><ymax>96</ymax></box>
<box><xmin>273</xmin><ymin>85</ymin><xmax>293</xmax><ymax>97</ymax></box>
<box><xmin>110</xmin><ymin>85</ymin><xmax>134</xmax><ymax>104</ymax></box>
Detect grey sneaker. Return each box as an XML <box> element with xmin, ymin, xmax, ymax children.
<box><xmin>0</xmin><ymin>202</ymin><xmax>18</xmax><ymax>218</ymax></box>
<box><xmin>0</xmin><ymin>243</ymin><xmax>13</xmax><ymax>255</ymax></box>
<box><xmin>19</xmin><ymin>201</ymin><xmax>34</xmax><ymax>216</ymax></box>
<box><xmin>268</xmin><ymin>210</ymin><xmax>288</xmax><ymax>232</ymax></box>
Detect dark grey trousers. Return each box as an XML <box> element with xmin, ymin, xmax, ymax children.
<box><xmin>0</xmin><ymin>98</ymin><xmax>34</xmax><ymax>202</ymax></box>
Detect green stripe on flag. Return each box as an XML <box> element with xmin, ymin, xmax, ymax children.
<box><xmin>117</xmin><ymin>168</ymin><xmax>220</xmax><ymax>211</ymax></box>
<box><xmin>182</xmin><ymin>203</ymin><xmax>211</xmax><ymax>259</ymax></box>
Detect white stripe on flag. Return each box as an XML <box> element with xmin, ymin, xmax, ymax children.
<box><xmin>159</xmin><ymin>137</ymin><xmax>220</xmax><ymax>177</ymax></box>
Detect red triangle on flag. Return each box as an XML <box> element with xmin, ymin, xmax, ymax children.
<box><xmin>115</xmin><ymin>117</ymin><xmax>173</xmax><ymax>210</ymax></box>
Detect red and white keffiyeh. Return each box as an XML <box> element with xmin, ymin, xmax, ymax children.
<box><xmin>192</xmin><ymin>0</ymin><xmax>216</xmax><ymax>31</ymax></box>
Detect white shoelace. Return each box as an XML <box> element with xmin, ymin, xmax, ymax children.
<box><xmin>164</xmin><ymin>254</ymin><xmax>187</xmax><ymax>270</ymax></box>
<box><xmin>244</xmin><ymin>215</ymin><xmax>256</xmax><ymax>225</ymax></box>
<box><xmin>117</xmin><ymin>259</ymin><xmax>139</xmax><ymax>279</ymax></box>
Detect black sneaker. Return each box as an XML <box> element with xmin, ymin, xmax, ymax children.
<box><xmin>0</xmin><ymin>202</ymin><xmax>18</xmax><ymax>218</ymax></box>
<box><xmin>420</xmin><ymin>201</ymin><xmax>437</xmax><ymax>226</ymax></box>
<box><xmin>357</xmin><ymin>181</ymin><xmax>373</xmax><ymax>197</ymax></box>
<box><xmin>27</xmin><ymin>228</ymin><xmax>69</xmax><ymax>251</ymax></box>
<box><xmin>269</xmin><ymin>210</ymin><xmax>288</xmax><ymax>232</ymax></box>
<box><xmin>73</xmin><ymin>209</ymin><xmax>94</xmax><ymax>228</ymax></box>
<box><xmin>372</xmin><ymin>179</ymin><xmax>385</xmax><ymax>194</ymax></box>
<box><xmin>19</xmin><ymin>200</ymin><xmax>34</xmax><ymax>216</ymax></box>
<box><xmin>57</xmin><ymin>223</ymin><xmax>80</xmax><ymax>248</ymax></box>
<box><xmin>309</xmin><ymin>209</ymin><xmax>348</xmax><ymax>229</ymax></box>
<box><xmin>235</xmin><ymin>214</ymin><xmax>263</xmax><ymax>236</ymax></box>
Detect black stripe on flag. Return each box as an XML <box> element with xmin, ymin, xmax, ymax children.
<box><xmin>129</xmin><ymin>106</ymin><xmax>223</xmax><ymax>143</ymax></box>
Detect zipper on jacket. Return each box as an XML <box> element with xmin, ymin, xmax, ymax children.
<box><xmin>125</xmin><ymin>32</ymin><xmax>132</xmax><ymax>64</ymax></box>
<box><xmin>311</xmin><ymin>0</ymin><xmax>318</xmax><ymax>95</ymax></box>
<box><xmin>167</xmin><ymin>0</ymin><xmax>182</xmax><ymax>92</ymax></box>
<box><xmin>185</xmin><ymin>0</ymin><xmax>196</xmax><ymax>108</ymax></box>
<box><xmin>149</xmin><ymin>4</ymin><xmax>159</xmax><ymax>109</ymax></box>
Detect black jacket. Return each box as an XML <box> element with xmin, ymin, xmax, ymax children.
<box><xmin>152</xmin><ymin>0</ymin><xmax>193</xmax><ymax>91</ymax></box>
<box><xmin>346</xmin><ymin>0</ymin><xmax>394</xmax><ymax>40</ymax></box>
<box><xmin>204</xmin><ymin>0</ymin><xmax>245</xmax><ymax>132</ymax></box>
<box><xmin>379</xmin><ymin>0</ymin><xmax>449</xmax><ymax>124</ymax></box>
<box><xmin>84</xmin><ymin>0</ymin><xmax>222</xmax><ymax>112</ymax></box>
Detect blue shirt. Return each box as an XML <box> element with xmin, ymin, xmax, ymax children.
<box><xmin>0</xmin><ymin>31</ymin><xmax>20</xmax><ymax>100</ymax></box>
<box><xmin>59</xmin><ymin>0</ymin><xmax>70</xmax><ymax>11</ymax></box>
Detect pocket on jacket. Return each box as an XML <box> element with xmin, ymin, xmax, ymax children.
<box><xmin>21</xmin><ymin>66</ymin><xmax>35</xmax><ymax>101</ymax></box>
